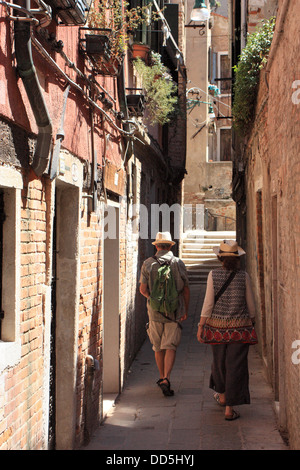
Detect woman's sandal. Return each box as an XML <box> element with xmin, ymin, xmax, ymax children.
<box><xmin>225</xmin><ymin>410</ymin><xmax>240</xmax><ymax>421</ymax></box>
<box><xmin>213</xmin><ymin>393</ymin><xmax>226</xmax><ymax>407</ymax></box>
<box><xmin>158</xmin><ymin>378</ymin><xmax>174</xmax><ymax>396</ymax></box>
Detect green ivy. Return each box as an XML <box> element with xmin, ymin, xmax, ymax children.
<box><xmin>232</xmin><ymin>17</ymin><xmax>276</xmax><ymax>135</ymax></box>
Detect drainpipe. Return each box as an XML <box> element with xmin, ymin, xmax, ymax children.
<box><xmin>14</xmin><ymin>7</ymin><xmax>52</xmax><ymax>176</ymax></box>
<box><xmin>89</xmin><ymin>105</ymin><xmax>97</xmax><ymax>213</ymax></box>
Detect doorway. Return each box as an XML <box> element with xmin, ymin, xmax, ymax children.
<box><xmin>272</xmin><ymin>195</ymin><xmax>279</xmax><ymax>401</ymax></box>
<box><xmin>271</xmin><ymin>194</ymin><xmax>287</xmax><ymax>430</ymax></box>
<box><xmin>256</xmin><ymin>190</ymin><xmax>267</xmax><ymax>357</ymax></box>
<box><xmin>103</xmin><ymin>202</ymin><xmax>120</xmax><ymax>411</ymax></box>
<box><xmin>49</xmin><ymin>183</ymin><xmax>80</xmax><ymax>449</ymax></box>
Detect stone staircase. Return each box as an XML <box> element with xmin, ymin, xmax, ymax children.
<box><xmin>181</xmin><ymin>231</ymin><xmax>236</xmax><ymax>285</ymax></box>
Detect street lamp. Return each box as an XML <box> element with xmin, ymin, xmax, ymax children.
<box><xmin>190</xmin><ymin>0</ymin><xmax>210</xmax><ymax>22</ymax></box>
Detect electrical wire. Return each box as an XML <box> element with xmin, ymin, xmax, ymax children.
<box><xmin>30</xmin><ymin>33</ymin><xmax>138</xmax><ymax>137</ymax></box>
<box><xmin>187</xmin><ymin>83</ymin><xmax>232</xmax><ymax>110</ymax></box>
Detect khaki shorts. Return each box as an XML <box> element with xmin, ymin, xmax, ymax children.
<box><xmin>147</xmin><ymin>321</ymin><xmax>182</xmax><ymax>352</ymax></box>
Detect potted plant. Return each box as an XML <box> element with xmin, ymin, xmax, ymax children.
<box><xmin>133</xmin><ymin>52</ymin><xmax>178</xmax><ymax>126</ymax></box>
<box><xmin>131</xmin><ymin>43</ymin><xmax>151</xmax><ymax>63</ymax></box>
<box><xmin>85</xmin><ymin>0</ymin><xmax>159</xmax><ymax>75</ymax></box>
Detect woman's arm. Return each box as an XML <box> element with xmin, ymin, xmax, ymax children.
<box><xmin>197</xmin><ymin>271</ymin><xmax>214</xmax><ymax>342</ymax></box>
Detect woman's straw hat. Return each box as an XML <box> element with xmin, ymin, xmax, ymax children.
<box><xmin>213</xmin><ymin>240</ymin><xmax>246</xmax><ymax>257</ymax></box>
<box><xmin>152</xmin><ymin>232</ymin><xmax>176</xmax><ymax>246</ymax></box>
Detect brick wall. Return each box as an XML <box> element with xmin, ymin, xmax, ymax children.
<box><xmin>0</xmin><ymin>171</ymin><xmax>48</xmax><ymax>450</ymax></box>
<box><xmin>240</xmin><ymin>1</ymin><xmax>300</xmax><ymax>449</ymax></box>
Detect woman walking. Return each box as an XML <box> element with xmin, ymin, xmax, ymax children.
<box><xmin>197</xmin><ymin>240</ymin><xmax>257</xmax><ymax>421</ymax></box>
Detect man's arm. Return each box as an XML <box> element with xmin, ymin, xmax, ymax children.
<box><xmin>139</xmin><ymin>282</ymin><xmax>150</xmax><ymax>299</ymax></box>
<box><xmin>179</xmin><ymin>285</ymin><xmax>190</xmax><ymax>322</ymax></box>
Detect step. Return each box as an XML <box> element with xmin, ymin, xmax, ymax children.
<box><xmin>183</xmin><ymin>231</ymin><xmax>236</xmax><ymax>240</ymax></box>
<box><xmin>182</xmin><ymin>253</ymin><xmax>217</xmax><ymax>260</ymax></box>
<box><xmin>181</xmin><ymin>230</ymin><xmax>236</xmax><ymax>285</ymax></box>
<box><xmin>182</xmin><ymin>245</ymin><xmax>218</xmax><ymax>251</ymax></box>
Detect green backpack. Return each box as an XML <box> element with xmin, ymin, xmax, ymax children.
<box><xmin>149</xmin><ymin>257</ymin><xmax>179</xmax><ymax>316</ymax></box>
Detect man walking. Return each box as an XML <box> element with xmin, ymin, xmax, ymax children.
<box><xmin>139</xmin><ymin>232</ymin><xmax>190</xmax><ymax>396</ymax></box>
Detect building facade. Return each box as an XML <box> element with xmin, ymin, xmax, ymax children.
<box><xmin>184</xmin><ymin>0</ymin><xmax>235</xmax><ymax>233</ymax></box>
<box><xmin>0</xmin><ymin>0</ymin><xmax>187</xmax><ymax>449</ymax></box>
<box><xmin>230</xmin><ymin>0</ymin><xmax>300</xmax><ymax>449</ymax></box>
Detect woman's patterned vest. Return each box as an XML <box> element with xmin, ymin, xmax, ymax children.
<box><xmin>211</xmin><ymin>269</ymin><xmax>250</xmax><ymax>326</ymax></box>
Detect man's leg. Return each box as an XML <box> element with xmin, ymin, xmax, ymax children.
<box><xmin>163</xmin><ymin>349</ymin><xmax>176</xmax><ymax>381</ymax></box>
<box><xmin>155</xmin><ymin>350</ymin><xmax>165</xmax><ymax>379</ymax></box>
<box><xmin>156</xmin><ymin>349</ymin><xmax>175</xmax><ymax>396</ymax></box>
<box><xmin>155</xmin><ymin>349</ymin><xmax>176</xmax><ymax>381</ymax></box>
<box><xmin>152</xmin><ymin>322</ymin><xmax>180</xmax><ymax>395</ymax></box>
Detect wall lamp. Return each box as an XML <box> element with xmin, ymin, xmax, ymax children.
<box><xmin>185</xmin><ymin>0</ymin><xmax>211</xmax><ymax>35</ymax></box>
<box><xmin>190</xmin><ymin>0</ymin><xmax>210</xmax><ymax>22</ymax></box>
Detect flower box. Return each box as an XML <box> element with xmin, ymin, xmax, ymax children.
<box><xmin>81</xmin><ymin>31</ymin><xmax>124</xmax><ymax>76</ymax></box>
<box><xmin>85</xmin><ymin>34</ymin><xmax>111</xmax><ymax>62</ymax></box>
<box><xmin>126</xmin><ymin>93</ymin><xmax>145</xmax><ymax>117</ymax></box>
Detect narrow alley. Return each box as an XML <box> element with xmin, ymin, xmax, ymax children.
<box><xmin>82</xmin><ymin>284</ymin><xmax>288</xmax><ymax>452</ymax></box>
<box><xmin>1</xmin><ymin>0</ymin><xmax>299</xmax><ymax>452</ymax></box>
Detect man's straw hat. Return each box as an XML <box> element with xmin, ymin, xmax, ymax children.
<box><xmin>152</xmin><ymin>232</ymin><xmax>176</xmax><ymax>246</ymax></box>
<box><xmin>213</xmin><ymin>240</ymin><xmax>246</xmax><ymax>257</ymax></box>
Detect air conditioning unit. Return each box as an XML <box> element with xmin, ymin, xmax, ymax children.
<box><xmin>47</xmin><ymin>0</ymin><xmax>92</xmax><ymax>25</ymax></box>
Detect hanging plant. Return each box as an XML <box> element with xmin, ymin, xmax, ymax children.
<box><xmin>208</xmin><ymin>84</ymin><xmax>220</xmax><ymax>96</ymax></box>
<box><xmin>133</xmin><ymin>52</ymin><xmax>178</xmax><ymax>126</ymax></box>
<box><xmin>87</xmin><ymin>0</ymin><xmax>160</xmax><ymax>61</ymax></box>
<box><xmin>232</xmin><ymin>17</ymin><xmax>275</xmax><ymax>135</ymax></box>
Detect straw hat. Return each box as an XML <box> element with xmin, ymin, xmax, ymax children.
<box><xmin>152</xmin><ymin>232</ymin><xmax>176</xmax><ymax>246</ymax></box>
<box><xmin>213</xmin><ymin>240</ymin><xmax>246</xmax><ymax>257</ymax></box>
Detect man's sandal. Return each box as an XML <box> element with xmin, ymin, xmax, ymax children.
<box><xmin>158</xmin><ymin>378</ymin><xmax>174</xmax><ymax>396</ymax></box>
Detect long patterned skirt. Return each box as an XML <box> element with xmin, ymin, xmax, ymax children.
<box><xmin>209</xmin><ymin>343</ymin><xmax>250</xmax><ymax>406</ymax></box>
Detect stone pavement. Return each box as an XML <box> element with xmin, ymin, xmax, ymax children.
<box><xmin>82</xmin><ymin>285</ymin><xmax>288</xmax><ymax>452</ymax></box>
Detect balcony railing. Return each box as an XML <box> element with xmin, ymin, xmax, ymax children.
<box><xmin>79</xmin><ymin>28</ymin><xmax>124</xmax><ymax>76</ymax></box>
<box><xmin>205</xmin><ymin>208</ymin><xmax>236</xmax><ymax>231</ymax></box>
<box><xmin>46</xmin><ymin>0</ymin><xmax>92</xmax><ymax>25</ymax></box>
<box><xmin>211</xmin><ymin>78</ymin><xmax>232</xmax><ymax>120</ymax></box>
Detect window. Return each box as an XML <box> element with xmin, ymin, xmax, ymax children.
<box><xmin>218</xmin><ymin>52</ymin><xmax>231</xmax><ymax>95</ymax></box>
<box><xmin>217</xmin><ymin>127</ymin><xmax>232</xmax><ymax>161</ymax></box>
<box><xmin>130</xmin><ymin>0</ymin><xmax>152</xmax><ymax>46</ymax></box>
